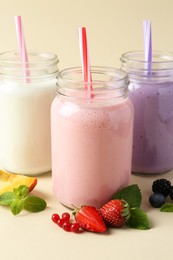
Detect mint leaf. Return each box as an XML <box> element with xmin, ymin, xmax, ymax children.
<box><xmin>0</xmin><ymin>185</ymin><xmax>47</xmax><ymax>215</ymax></box>
<box><xmin>10</xmin><ymin>198</ymin><xmax>25</xmax><ymax>215</ymax></box>
<box><xmin>13</xmin><ymin>185</ymin><xmax>29</xmax><ymax>199</ymax></box>
<box><xmin>0</xmin><ymin>192</ymin><xmax>16</xmax><ymax>206</ymax></box>
<box><xmin>127</xmin><ymin>208</ymin><xmax>150</xmax><ymax>230</ymax></box>
<box><xmin>112</xmin><ymin>184</ymin><xmax>142</xmax><ymax>208</ymax></box>
<box><xmin>24</xmin><ymin>196</ymin><xmax>47</xmax><ymax>212</ymax></box>
<box><xmin>160</xmin><ymin>203</ymin><xmax>173</xmax><ymax>212</ymax></box>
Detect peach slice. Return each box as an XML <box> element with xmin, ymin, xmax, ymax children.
<box><xmin>0</xmin><ymin>169</ymin><xmax>37</xmax><ymax>195</ymax></box>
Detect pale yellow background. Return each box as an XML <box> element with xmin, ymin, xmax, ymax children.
<box><xmin>1</xmin><ymin>1</ymin><xmax>173</xmax><ymax>260</ymax></box>
<box><xmin>0</xmin><ymin>0</ymin><xmax>173</xmax><ymax>69</ymax></box>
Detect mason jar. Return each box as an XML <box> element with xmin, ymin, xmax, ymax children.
<box><xmin>0</xmin><ymin>51</ymin><xmax>59</xmax><ymax>175</ymax></box>
<box><xmin>121</xmin><ymin>51</ymin><xmax>173</xmax><ymax>174</ymax></box>
<box><xmin>51</xmin><ymin>66</ymin><xmax>134</xmax><ymax>208</ymax></box>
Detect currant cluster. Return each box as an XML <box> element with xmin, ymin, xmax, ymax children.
<box><xmin>51</xmin><ymin>212</ymin><xmax>81</xmax><ymax>233</ymax></box>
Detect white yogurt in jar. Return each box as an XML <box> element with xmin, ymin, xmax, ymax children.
<box><xmin>0</xmin><ymin>51</ymin><xmax>58</xmax><ymax>175</ymax></box>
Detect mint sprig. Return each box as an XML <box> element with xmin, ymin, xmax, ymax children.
<box><xmin>0</xmin><ymin>185</ymin><xmax>47</xmax><ymax>215</ymax></box>
<box><xmin>112</xmin><ymin>184</ymin><xmax>150</xmax><ymax>230</ymax></box>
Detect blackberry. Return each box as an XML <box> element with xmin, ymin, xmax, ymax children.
<box><xmin>152</xmin><ymin>179</ymin><xmax>171</xmax><ymax>197</ymax></box>
<box><xmin>149</xmin><ymin>193</ymin><xmax>166</xmax><ymax>208</ymax></box>
<box><xmin>170</xmin><ymin>186</ymin><xmax>173</xmax><ymax>201</ymax></box>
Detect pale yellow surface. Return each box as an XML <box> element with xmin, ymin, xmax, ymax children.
<box><xmin>0</xmin><ymin>171</ymin><xmax>173</xmax><ymax>260</ymax></box>
<box><xmin>0</xmin><ymin>1</ymin><xmax>173</xmax><ymax>260</ymax></box>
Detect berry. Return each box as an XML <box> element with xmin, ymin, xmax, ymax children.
<box><xmin>62</xmin><ymin>212</ymin><xmax>70</xmax><ymax>221</ymax></box>
<box><xmin>152</xmin><ymin>179</ymin><xmax>171</xmax><ymax>197</ymax></box>
<box><xmin>71</xmin><ymin>223</ymin><xmax>80</xmax><ymax>233</ymax></box>
<box><xmin>51</xmin><ymin>213</ymin><xmax>60</xmax><ymax>223</ymax></box>
<box><xmin>170</xmin><ymin>186</ymin><xmax>173</xmax><ymax>201</ymax></box>
<box><xmin>51</xmin><ymin>211</ymin><xmax>83</xmax><ymax>233</ymax></box>
<box><xmin>99</xmin><ymin>199</ymin><xmax>130</xmax><ymax>227</ymax></box>
<box><xmin>149</xmin><ymin>193</ymin><xmax>166</xmax><ymax>208</ymax></box>
<box><xmin>57</xmin><ymin>218</ymin><xmax>65</xmax><ymax>227</ymax></box>
<box><xmin>73</xmin><ymin>205</ymin><xmax>106</xmax><ymax>233</ymax></box>
<box><xmin>62</xmin><ymin>221</ymin><xmax>71</xmax><ymax>232</ymax></box>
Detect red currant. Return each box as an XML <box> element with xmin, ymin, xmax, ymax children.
<box><xmin>57</xmin><ymin>218</ymin><xmax>65</xmax><ymax>228</ymax></box>
<box><xmin>62</xmin><ymin>212</ymin><xmax>70</xmax><ymax>221</ymax></box>
<box><xmin>71</xmin><ymin>223</ymin><xmax>80</xmax><ymax>233</ymax></box>
<box><xmin>51</xmin><ymin>213</ymin><xmax>60</xmax><ymax>223</ymax></box>
<box><xmin>62</xmin><ymin>221</ymin><xmax>71</xmax><ymax>232</ymax></box>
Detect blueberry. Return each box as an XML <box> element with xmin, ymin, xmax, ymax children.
<box><xmin>149</xmin><ymin>193</ymin><xmax>166</xmax><ymax>208</ymax></box>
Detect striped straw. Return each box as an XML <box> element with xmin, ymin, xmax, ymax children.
<box><xmin>15</xmin><ymin>15</ymin><xmax>30</xmax><ymax>82</ymax></box>
<box><xmin>78</xmin><ymin>27</ymin><xmax>92</xmax><ymax>94</ymax></box>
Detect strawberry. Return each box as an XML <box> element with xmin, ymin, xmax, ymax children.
<box><xmin>99</xmin><ymin>199</ymin><xmax>130</xmax><ymax>227</ymax></box>
<box><xmin>73</xmin><ymin>205</ymin><xmax>106</xmax><ymax>233</ymax></box>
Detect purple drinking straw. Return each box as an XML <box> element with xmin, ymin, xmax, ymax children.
<box><xmin>143</xmin><ymin>20</ymin><xmax>152</xmax><ymax>75</ymax></box>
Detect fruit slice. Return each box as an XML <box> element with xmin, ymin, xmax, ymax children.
<box><xmin>0</xmin><ymin>169</ymin><xmax>37</xmax><ymax>195</ymax></box>
<box><xmin>73</xmin><ymin>205</ymin><xmax>106</xmax><ymax>233</ymax></box>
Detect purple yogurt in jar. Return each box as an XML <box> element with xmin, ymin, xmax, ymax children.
<box><xmin>121</xmin><ymin>51</ymin><xmax>173</xmax><ymax>174</ymax></box>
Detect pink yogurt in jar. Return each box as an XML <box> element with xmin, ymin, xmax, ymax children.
<box><xmin>51</xmin><ymin>67</ymin><xmax>134</xmax><ymax>208</ymax></box>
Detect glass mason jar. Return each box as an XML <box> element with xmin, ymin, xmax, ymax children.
<box><xmin>121</xmin><ymin>51</ymin><xmax>173</xmax><ymax>174</ymax></box>
<box><xmin>51</xmin><ymin>66</ymin><xmax>134</xmax><ymax>208</ymax></box>
<box><xmin>0</xmin><ymin>51</ymin><xmax>59</xmax><ymax>175</ymax></box>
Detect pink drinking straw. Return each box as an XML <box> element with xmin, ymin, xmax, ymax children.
<box><xmin>78</xmin><ymin>27</ymin><xmax>93</xmax><ymax>94</ymax></box>
<box><xmin>143</xmin><ymin>19</ymin><xmax>152</xmax><ymax>74</ymax></box>
<box><xmin>15</xmin><ymin>15</ymin><xmax>30</xmax><ymax>82</ymax></box>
